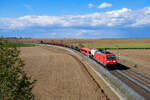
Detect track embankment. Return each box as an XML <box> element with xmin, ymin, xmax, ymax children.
<box><xmin>20</xmin><ymin>46</ymin><xmax>109</xmax><ymax>100</ymax></box>
<box><xmin>110</xmin><ymin>68</ymin><xmax>150</xmax><ymax>100</ymax></box>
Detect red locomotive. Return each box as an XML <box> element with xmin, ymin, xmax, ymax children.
<box><xmin>79</xmin><ymin>47</ymin><xmax>117</xmax><ymax>66</ymax></box>
<box><xmin>80</xmin><ymin>47</ymin><xmax>91</xmax><ymax>57</ymax></box>
<box><xmin>94</xmin><ymin>50</ymin><xmax>117</xmax><ymax>66</ymax></box>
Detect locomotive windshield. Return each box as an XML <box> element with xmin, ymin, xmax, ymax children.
<box><xmin>107</xmin><ymin>56</ymin><xmax>115</xmax><ymax>59</ymax></box>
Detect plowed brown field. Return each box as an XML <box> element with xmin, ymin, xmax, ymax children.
<box><xmin>20</xmin><ymin>46</ymin><xmax>108</xmax><ymax>100</ymax></box>
<box><xmin>5</xmin><ymin>38</ymin><xmax>150</xmax><ymax>44</ymax></box>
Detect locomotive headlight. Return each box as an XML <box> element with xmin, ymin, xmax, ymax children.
<box><xmin>113</xmin><ymin>61</ymin><xmax>116</xmax><ymax>62</ymax></box>
<box><xmin>107</xmin><ymin>61</ymin><xmax>110</xmax><ymax>63</ymax></box>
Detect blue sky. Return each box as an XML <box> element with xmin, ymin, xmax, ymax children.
<box><xmin>0</xmin><ymin>0</ymin><xmax>150</xmax><ymax>38</ymax></box>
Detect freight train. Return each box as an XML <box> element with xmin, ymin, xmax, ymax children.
<box><xmin>41</xmin><ymin>41</ymin><xmax>117</xmax><ymax>67</ymax></box>
<box><xmin>80</xmin><ymin>47</ymin><xmax>117</xmax><ymax>66</ymax></box>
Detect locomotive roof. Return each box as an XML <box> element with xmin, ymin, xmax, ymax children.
<box><xmin>96</xmin><ymin>50</ymin><xmax>112</xmax><ymax>55</ymax></box>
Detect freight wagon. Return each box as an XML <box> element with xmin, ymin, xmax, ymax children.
<box><xmin>80</xmin><ymin>47</ymin><xmax>91</xmax><ymax>57</ymax></box>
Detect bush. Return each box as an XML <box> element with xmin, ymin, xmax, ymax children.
<box><xmin>0</xmin><ymin>39</ymin><xmax>36</xmax><ymax>100</ymax></box>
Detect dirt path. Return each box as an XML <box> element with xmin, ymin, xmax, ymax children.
<box><xmin>20</xmin><ymin>46</ymin><xmax>108</xmax><ymax>100</ymax></box>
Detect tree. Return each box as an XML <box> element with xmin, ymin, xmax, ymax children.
<box><xmin>0</xmin><ymin>39</ymin><xmax>36</xmax><ymax>100</ymax></box>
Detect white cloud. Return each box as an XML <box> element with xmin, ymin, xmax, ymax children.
<box><xmin>88</xmin><ymin>3</ymin><xmax>94</xmax><ymax>8</ymax></box>
<box><xmin>98</xmin><ymin>2</ymin><xmax>112</xmax><ymax>9</ymax></box>
<box><xmin>106</xmin><ymin>8</ymin><xmax>132</xmax><ymax>17</ymax></box>
<box><xmin>130</xmin><ymin>7</ymin><xmax>150</xmax><ymax>27</ymax></box>
<box><xmin>0</xmin><ymin>7</ymin><xmax>150</xmax><ymax>30</ymax></box>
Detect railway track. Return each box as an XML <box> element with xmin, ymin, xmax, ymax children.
<box><xmin>110</xmin><ymin>69</ymin><xmax>150</xmax><ymax>100</ymax></box>
<box><xmin>122</xmin><ymin>70</ymin><xmax>150</xmax><ymax>88</ymax></box>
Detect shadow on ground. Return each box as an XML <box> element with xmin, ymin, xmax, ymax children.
<box><xmin>107</xmin><ymin>63</ymin><xmax>130</xmax><ymax>71</ymax></box>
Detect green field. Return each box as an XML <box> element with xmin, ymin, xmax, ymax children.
<box><xmin>75</xmin><ymin>43</ymin><xmax>150</xmax><ymax>49</ymax></box>
<box><xmin>2</xmin><ymin>42</ymin><xmax>35</xmax><ymax>47</ymax></box>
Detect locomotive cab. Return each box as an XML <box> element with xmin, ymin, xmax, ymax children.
<box><xmin>105</xmin><ymin>54</ymin><xmax>117</xmax><ymax>66</ymax></box>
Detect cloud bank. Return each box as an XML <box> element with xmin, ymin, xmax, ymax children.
<box><xmin>0</xmin><ymin>7</ymin><xmax>150</xmax><ymax>38</ymax></box>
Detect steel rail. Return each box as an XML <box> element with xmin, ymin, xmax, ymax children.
<box><xmin>123</xmin><ymin>70</ymin><xmax>150</xmax><ymax>87</ymax></box>
<box><xmin>111</xmin><ymin>70</ymin><xmax>150</xmax><ymax>100</ymax></box>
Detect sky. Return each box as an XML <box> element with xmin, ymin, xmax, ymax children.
<box><xmin>0</xmin><ymin>0</ymin><xmax>150</xmax><ymax>38</ymax></box>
